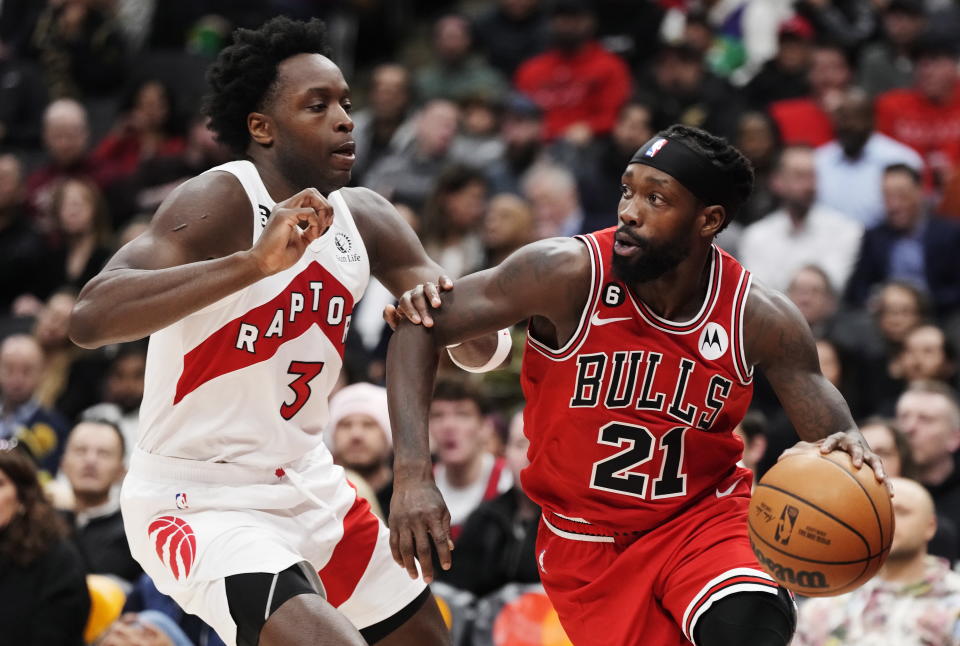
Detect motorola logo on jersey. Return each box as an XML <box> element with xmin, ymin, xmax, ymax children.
<box><xmin>698</xmin><ymin>322</ymin><xmax>728</xmax><ymax>360</ymax></box>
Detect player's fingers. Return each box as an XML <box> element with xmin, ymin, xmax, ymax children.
<box><xmin>424</xmin><ymin>282</ymin><xmax>442</xmax><ymax>308</ymax></box>
<box><xmin>846</xmin><ymin>438</ymin><xmax>865</xmax><ymax>468</ymax></box>
<box><xmin>301</xmin><ymin>209</ymin><xmax>323</xmax><ymax>242</ymax></box>
<box><xmin>383</xmin><ymin>304</ymin><xmax>404</xmax><ymax>331</ymax></box>
<box><xmin>429</xmin><ymin>517</ymin><xmax>452</xmax><ymax>571</ymax></box>
<box><xmin>410</xmin><ymin>286</ymin><xmax>433</xmax><ymax>327</ymax></box>
<box><xmin>388</xmin><ymin>521</ymin><xmax>403</xmax><ymax>567</ymax></box>
<box><xmin>397</xmin><ymin>526</ymin><xmax>419</xmax><ymax>580</ymax></box>
<box><xmin>439</xmin><ymin>275</ymin><xmax>454</xmax><ymax>291</ymax></box>
<box><xmin>413</xmin><ymin>523</ymin><xmax>435</xmax><ymax>583</ymax></box>
<box><xmin>819</xmin><ymin>434</ymin><xmax>841</xmax><ymax>453</ymax></box>
<box><xmin>398</xmin><ymin>290</ymin><xmax>421</xmax><ymax>325</ymax></box>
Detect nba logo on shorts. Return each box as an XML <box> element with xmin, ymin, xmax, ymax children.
<box><xmin>645</xmin><ymin>138</ymin><xmax>668</xmax><ymax>157</ymax></box>
<box><xmin>175</xmin><ymin>492</ymin><xmax>189</xmax><ymax>510</ymax></box>
<box><xmin>148</xmin><ymin>515</ymin><xmax>197</xmax><ymax>580</ymax></box>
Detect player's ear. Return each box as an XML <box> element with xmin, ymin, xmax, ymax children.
<box><xmin>248</xmin><ymin>112</ymin><xmax>274</xmax><ymax>146</ymax></box>
<box><xmin>700</xmin><ymin>204</ymin><xmax>726</xmax><ymax>238</ymax></box>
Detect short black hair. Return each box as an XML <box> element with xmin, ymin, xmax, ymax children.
<box><xmin>658</xmin><ymin>124</ymin><xmax>754</xmax><ymax>230</ymax></box>
<box><xmin>883</xmin><ymin>162</ymin><xmax>921</xmax><ymax>185</ymax></box>
<box><xmin>203</xmin><ymin>17</ymin><xmax>333</xmax><ymax>155</ymax></box>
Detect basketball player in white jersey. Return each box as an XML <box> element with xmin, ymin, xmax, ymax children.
<box><xmin>68</xmin><ymin>17</ymin><xmax>507</xmax><ymax>646</ymax></box>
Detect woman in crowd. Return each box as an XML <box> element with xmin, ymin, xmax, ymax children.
<box><xmin>0</xmin><ymin>446</ymin><xmax>89</xmax><ymax>646</ymax></box>
<box><xmin>421</xmin><ymin>164</ymin><xmax>490</xmax><ymax>278</ymax></box>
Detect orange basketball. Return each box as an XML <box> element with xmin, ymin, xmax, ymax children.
<box><xmin>748</xmin><ymin>451</ymin><xmax>894</xmax><ymax>597</ymax></box>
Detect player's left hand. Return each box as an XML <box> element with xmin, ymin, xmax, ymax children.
<box><xmin>383</xmin><ymin>275</ymin><xmax>454</xmax><ymax>329</ymax></box>
<box><xmin>780</xmin><ymin>431</ymin><xmax>892</xmax><ymax>496</ymax></box>
<box><xmin>388</xmin><ymin>477</ymin><xmax>454</xmax><ymax>583</ymax></box>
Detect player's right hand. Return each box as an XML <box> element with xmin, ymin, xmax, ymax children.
<box><xmin>388</xmin><ymin>478</ymin><xmax>454</xmax><ymax>583</ymax></box>
<box><xmin>248</xmin><ymin>188</ymin><xmax>333</xmax><ymax>276</ymax></box>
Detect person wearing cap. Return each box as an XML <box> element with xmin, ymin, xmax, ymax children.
<box><xmin>385</xmin><ymin>124</ymin><xmax>888</xmax><ymax>646</ymax></box>
<box><xmin>325</xmin><ymin>382</ymin><xmax>393</xmax><ymax>518</ymax></box>
<box><xmin>745</xmin><ymin>16</ymin><xmax>815</xmax><ymax>108</ymax></box>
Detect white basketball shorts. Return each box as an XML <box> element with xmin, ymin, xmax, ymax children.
<box><xmin>121</xmin><ymin>445</ymin><xmax>425</xmax><ymax>646</ymax></box>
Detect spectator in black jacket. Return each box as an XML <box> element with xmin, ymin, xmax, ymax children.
<box><xmin>846</xmin><ymin>164</ymin><xmax>960</xmax><ymax>318</ymax></box>
<box><xmin>59</xmin><ymin>417</ymin><xmax>142</xmax><ymax>584</ymax></box>
<box><xmin>0</xmin><ymin>445</ymin><xmax>89</xmax><ymax>646</ymax></box>
<box><xmin>439</xmin><ymin>409</ymin><xmax>540</xmax><ymax>597</ymax></box>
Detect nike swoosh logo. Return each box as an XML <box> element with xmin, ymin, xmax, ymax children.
<box><xmin>591</xmin><ymin>313</ymin><xmax>632</xmax><ymax>327</ymax></box>
<box><xmin>715</xmin><ymin>478</ymin><xmax>742</xmax><ymax>498</ymax></box>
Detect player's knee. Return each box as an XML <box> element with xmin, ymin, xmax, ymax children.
<box><xmin>693</xmin><ymin>588</ymin><xmax>796</xmax><ymax>646</ymax></box>
<box><xmin>225</xmin><ymin>561</ymin><xmax>327</xmax><ymax>646</ymax></box>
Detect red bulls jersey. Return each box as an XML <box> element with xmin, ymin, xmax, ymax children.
<box><xmin>520</xmin><ymin>227</ymin><xmax>753</xmax><ymax>534</ymax></box>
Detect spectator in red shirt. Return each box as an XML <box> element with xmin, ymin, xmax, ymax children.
<box><xmin>513</xmin><ymin>0</ymin><xmax>631</xmax><ymax>143</ymax></box>
<box><xmin>89</xmin><ymin>78</ymin><xmax>186</xmax><ymax>189</ymax></box>
<box><xmin>769</xmin><ymin>40</ymin><xmax>852</xmax><ymax>147</ymax></box>
<box><xmin>875</xmin><ymin>35</ymin><xmax>960</xmax><ymax>189</ymax></box>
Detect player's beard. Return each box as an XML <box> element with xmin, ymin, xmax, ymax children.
<box><xmin>611</xmin><ymin>226</ymin><xmax>691</xmax><ymax>284</ymax></box>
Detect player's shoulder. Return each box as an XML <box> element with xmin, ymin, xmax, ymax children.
<box><xmin>154</xmin><ymin>169</ymin><xmax>250</xmax><ymax>226</ymax></box>
<box><xmin>743</xmin><ymin>280</ymin><xmax>812</xmax><ymax>367</ymax></box>
<box><xmin>144</xmin><ymin>169</ymin><xmax>253</xmax><ymax>259</ymax></box>
<box><xmin>508</xmin><ymin>236</ymin><xmax>592</xmax><ymax>278</ymax></box>
<box><xmin>744</xmin><ymin>280</ymin><xmax>799</xmax><ymax>324</ymax></box>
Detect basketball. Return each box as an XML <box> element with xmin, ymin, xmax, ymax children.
<box><xmin>748</xmin><ymin>451</ymin><xmax>894</xmax><ymax>597</ymax></box>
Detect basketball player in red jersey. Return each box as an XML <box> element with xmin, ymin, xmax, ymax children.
<box><xmin>67</xmin><ymin>17</ymin><xmax>507</xmax><ymax>646</ymax></box>
<box><xmin>385</xmin><ymin>125</ymin><xmax>891</xmax><ymax>646</ymax></box>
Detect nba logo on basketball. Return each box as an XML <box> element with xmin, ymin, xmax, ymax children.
<box><xmin>774</xmin><ymin>505</ymin><xmax>800</xmax><ymax>545</ymax></box>
<box><xmin>148</xmin><ymin>515</ymin><xmax>197</xmax><ymax>580</ymax></box>
<box><xmin>645</xmin><ymin>138</ymin><xmax>668</xmax><ymax>157</ymax></box>
<box><xmin>175</xmin><ymin>492</ymin><xmax>189</xmax><ymax>510</ymax></box>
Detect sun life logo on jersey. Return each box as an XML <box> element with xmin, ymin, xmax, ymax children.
<box><xmin>334</xmin><ymin>231</ymin><xmax>361</xmax><ymax>263</ymax></box>
<box><xmin>698</xmin><ymin>322</ymin><xmax>728</xmax><ymax>360</ymax></box>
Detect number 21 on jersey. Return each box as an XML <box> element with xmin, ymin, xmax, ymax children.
<box><xmin>590</xmin><ymin>422</ymin><xmax>687</xmax><ymax>499</ymax></box>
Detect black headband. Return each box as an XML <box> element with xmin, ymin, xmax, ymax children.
<box><xmin>629</xmin><ymin>136</ymin><xmax>731</xmax><ymax>207</ymax></box>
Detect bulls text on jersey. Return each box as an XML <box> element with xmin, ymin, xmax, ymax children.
<box><xmin>569</xmin><ymin>350</ymin><xmax>733</xmax><ymax>431</ymax></box>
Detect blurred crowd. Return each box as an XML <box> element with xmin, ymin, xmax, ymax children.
<box><xmin>2</xmin><ymin>0</ymin><xmax>960</xmax><ymax>644</ymax></box>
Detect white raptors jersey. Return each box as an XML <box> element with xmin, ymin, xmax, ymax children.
<box><xmin>137</xmin><ymin>161</ymin><xmax>369</xmax><ymax>467</ymax></box>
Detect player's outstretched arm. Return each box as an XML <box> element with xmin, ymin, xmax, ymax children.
<box><xmin>745</xmin><ymin>283</ymin><xmax>890</xmax><ymax>491</ymax></box>
<box><xmin>345</xmin><ymin>186</ymin><xmax>503</xmax><ymax>369</ymax></box>
<box><xmin>385</xmin><ymin>238</ymin><xmax>590</xmax><ymax>583</ymax></box>
<box><xmin>69</xmin><ymin>173</ymin><xmax>332</xmax><ymax>348</ymax></box>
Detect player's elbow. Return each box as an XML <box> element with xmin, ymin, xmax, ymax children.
<box><xmin>68</xmin><ymin>298</ymin><xmax>109</xmax><ymax>348</ymax></box>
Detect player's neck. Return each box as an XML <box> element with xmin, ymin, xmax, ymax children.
<box><xmin>443</xmin><ymin>454</ymin><xmax>486</xmax><ymax>489</ymax></box>
<box><xmin>629</xmin><ymin>246</ymin><xmax>713</xmax><ymax>321</ymax></box>
<box><xmin>880</xmin><ymin>550</ymin><xmax>928</xmax><ymax>584</ymax></box>
<box><xmin>253</xmin><ymin>159</ymin><xmax>303</xmax><ymax>203</ymax></box>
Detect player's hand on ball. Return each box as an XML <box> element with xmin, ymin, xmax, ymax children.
<box><xmin>383</xmin><ymin>275</ymin><xmax>454</xmax><ymax>329</ymax></box>
<box><xmin>781</xmin><ymin>431</ymin><xmax>892</xmax><ymax>496</ymax></box>
<box><xmin>388</xmin><ymin>478</ymin><xmax>453</xmax><ymax>583</ymax></box>
<box><xmin>248</xmin><ymin>188</ymin><xmax>333</xmax><ymax>276</ymax></box>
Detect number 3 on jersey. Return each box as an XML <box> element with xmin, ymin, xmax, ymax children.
<box><xmin>590</xmin><ymin>422</ymin><xmax>687</xmax><ymax>499</ymax></box>
<box><xmin>281</xmin><ymin>361</ymin><xmax>324</xmax><ymax>419</ymax></box>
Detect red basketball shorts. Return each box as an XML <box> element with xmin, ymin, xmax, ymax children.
<box><xmin>535</xmin><ymin>474</ymin><xmax>784</xmax><ymax>646</ymax></box>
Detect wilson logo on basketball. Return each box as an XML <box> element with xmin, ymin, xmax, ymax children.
<box><xmin>148</xmin><ymin>515</ymin><xmax>197</xmax><ymax>580</ymax></box>
<box><xmin>751</xmin><ymin>544</ymin><xmax>828</xmax><ymax>589</ymax></box>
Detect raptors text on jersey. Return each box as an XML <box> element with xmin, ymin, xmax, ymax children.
<box><xmin>520</xmin><ymin>227</ymin><xmax>753</xmax><ymax>534</ymax></box>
